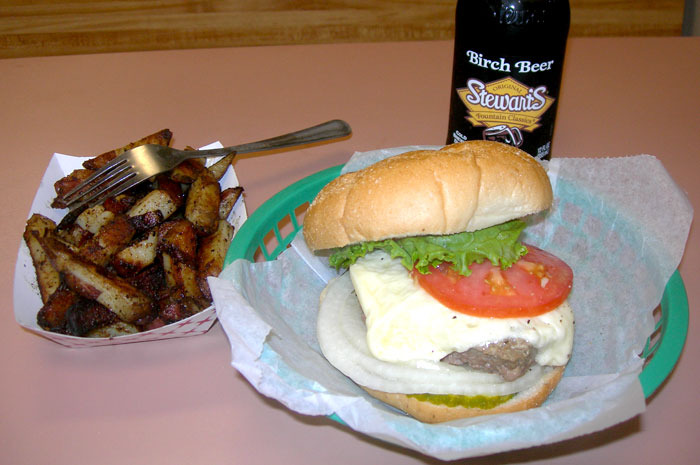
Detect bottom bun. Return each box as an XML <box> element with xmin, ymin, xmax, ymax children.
<box><xmin>363</xmin><ymin>366</ymin><xmax>565</xmax><ymax>424</ymax></box>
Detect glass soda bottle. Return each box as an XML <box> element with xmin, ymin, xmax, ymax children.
<box><xmin>446</xmin><ymin>0</ymin><xmax>570</xmax><ymax>160</ymax></box>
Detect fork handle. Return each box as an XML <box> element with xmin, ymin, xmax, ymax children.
<box><xmin>185</xmin><ymin>119</ymin><xmax>352</xmax><ymax>159</ymax></box>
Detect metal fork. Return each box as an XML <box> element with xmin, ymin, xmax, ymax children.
<box><xmin>61</xmin><ymin>119</ymin><xmax>352</xmax><ymax>213</ymax></box>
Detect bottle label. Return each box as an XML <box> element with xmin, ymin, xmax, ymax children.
<box><xmin>448</xmin><ymin>47</ymin><xmax>565</xmax><ymax>160</ymax></box>
<box><xmin>456</xmin><ymin>76</ymin><xmax>555</xmax><ymax>145</ymax></box>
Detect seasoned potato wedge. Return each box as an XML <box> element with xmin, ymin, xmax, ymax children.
<box><xmin>52</xmin><ymin>169</ymin><xmax>93</xmax><ymax>209</ymax></box>
<box><xmin>82</xmin><ymin>129</ymin><xmax>173</xmax><ymax>170</ymax></box>
<box><xmin>208</xmin><ymin>152</ymin><xmax>236</xmax><ymax>181</ymax></box>
<box><xmin>23</xmin><ymin>214</ymin><xmax>61</xmax><ymax>304</ymax></box>
<box><xmin>197</xmin><ymin>220</ymin><xmax>234</xmax><ymax>300</ymax></box>
<box><xmin>219</xmin><ymin>186</ymin><xmax>244</xmax><ymax>220</ymax></box>
<box><xmin>158</xmin><ymin>219</ymin><xmax>197</xmax><ymax>263</ymax></box>
<box><xmin>127</xmin><ymin>189</ymin><xmax>178</xmax><ymax>221</ymax></box>
<box><xmin>40</xmin><ymin>234</ymin><xmax>153</xmax><ymax>323</ymax></box>
<box><xmin>158</xmin><ymin>219</ymin><xmax>204</xmax><ymax>301</ymax></box>
<box><xmin>78</xmin><ymin>214</ymin><xmax>135</xmax><ymax>267</ymax></box>
<box><xmin>162</xmin><ymin>253</ymin><xmax>204</xmax><ymax>301</ymax></box>
<box><xmin>75</xmin><ymin>205</ymin><xmax>115</xmax><ymax>234</ymax></box>
<box><xmin>36</xmin><ymin>286</ymin><xmax>80</xmax><ymax>332</ymax></box>
<box><xmin>169</xmin><ymin>158</ymin><xmax>206</xmax><ymax>184</ymax></box>
<box><xmin>185</xmin><ymin>170</ymin><xmax>220</xmax><ymax>236</ymax></box>
<box><xmin>112</xmin><ymin>230</ymin><xmax>158</xmax><ymax>276</ymax></box>
<box><xmin>56</xmin><ymin>223</ymin><xmax>92</xmax><ymax>247</ymax></box>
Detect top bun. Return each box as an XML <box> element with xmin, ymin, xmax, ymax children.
<box><xmin>303</xmin><ymin>141</ymin><xmax>552</xmax><ymax>252</ymax></box>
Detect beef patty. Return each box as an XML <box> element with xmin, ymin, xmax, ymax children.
<box><xmin>441</xmin><ymin>338</ymin><xmax>537</xmax><ymax>381</ymax></box>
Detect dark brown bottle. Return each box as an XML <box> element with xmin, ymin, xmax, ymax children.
<box><xmin>446</xmin><ymin>0</ymin><xmax>570</xmax><ymax>160</ymax></box>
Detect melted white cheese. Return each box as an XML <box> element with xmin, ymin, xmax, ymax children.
<box><xmin>317</xmin><ymin>272</ymin><xmax>547</xmax><ymax>395</ymax></box>
<box><xmin>349</xmin><ymin>250</ymin><xmax>574</xmax><ymax>367</ymax></box>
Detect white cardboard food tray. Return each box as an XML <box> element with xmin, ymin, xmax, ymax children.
<box><xmin>14</xmin><ymin>143</ymin><xmax>247</xmax><ymax>347</ymax></box>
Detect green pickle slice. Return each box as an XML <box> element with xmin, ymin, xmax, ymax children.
<box><xmin>408</xmin><ymin>393</ymin><xmax>515</xmax><ymax>409</ymax></box>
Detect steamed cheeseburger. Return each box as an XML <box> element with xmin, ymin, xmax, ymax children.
<box><xmin>303</xmin><ymin>141</ymin><xmax>574</xmax><ymax>423</ymax></box>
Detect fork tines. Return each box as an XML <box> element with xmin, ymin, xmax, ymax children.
<box><xmin>61</xmin><ymin>155</ymin><xmax>137</xmax><ymax>211</ymax></box>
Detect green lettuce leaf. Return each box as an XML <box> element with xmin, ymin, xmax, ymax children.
<box><xmin>328</xmin><ymin>220</ymin><xmax>528</xmax><ymax>276</ymax></box>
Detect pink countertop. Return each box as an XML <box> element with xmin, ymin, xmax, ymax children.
<box><xmin>1</xmin><ymin>37</ymin><xmax>698</xmax><ymax>464</ymax></box>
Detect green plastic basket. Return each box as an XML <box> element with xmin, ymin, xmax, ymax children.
<box><xmin>224</xmin><ymin>164</ymin><xmax>689</xmax><ymax>399</ymax></box>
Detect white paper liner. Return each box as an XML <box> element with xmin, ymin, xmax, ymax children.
<box><xmin>14</xmin><ymin>142</ymin><xmax>247</xmax><ymax>347</ymax></box>
<box><xmin>210</xmin><ymin>146</ymin><xmax>692</xmax><ymax>460</ymax></box>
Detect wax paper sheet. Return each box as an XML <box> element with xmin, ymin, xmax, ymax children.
<box><xmin>209</xmin><ymin>146</ymin><xmax>692</xmax><ymax>460</ymax></box>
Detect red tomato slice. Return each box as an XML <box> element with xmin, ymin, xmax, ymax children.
<box><xmin>413</xmin><ymin>244</ymin><xmax>573</xmax><ymax>318</ymax></box>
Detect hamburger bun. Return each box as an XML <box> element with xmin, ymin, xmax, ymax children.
<box><xmin>363</xmin><ymin>366</ymin><xmax>564</xmax><ymax>423</ymax></box>
<box><xmin>303</xmin><ymin>140</ymin><xmax>552</xmax><ymax>252</ymax></box>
